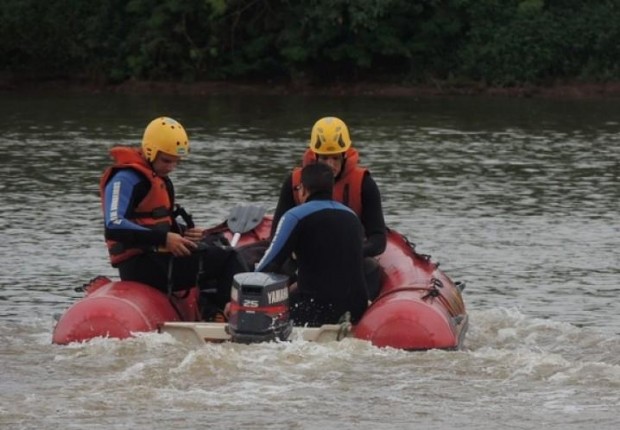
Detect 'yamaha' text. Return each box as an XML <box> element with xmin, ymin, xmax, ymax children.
<box><xmin>267</xmin><ymin>288</ymin><xmax>288</xmax><ymax>304</ymax></box>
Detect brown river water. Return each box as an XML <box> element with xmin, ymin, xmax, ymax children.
<box><xmin>0</xmin><ymin>93</ymin><xmax>618</xmax><ymax>429</ymax></box>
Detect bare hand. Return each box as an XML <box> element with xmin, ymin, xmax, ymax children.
<box><xmin>288</xmin><ymin>281</ymin><xmax>298</xmax><ymax>294</ymax></box>
<box><xmin>184</xmin><ymin>227</ymin><xmax>205</xmax><ymax>243</ymax></box>
<box><xmin>166</xmin><ymin>232</ymin><xmax>197</xmax><ymax>256</ymax></box>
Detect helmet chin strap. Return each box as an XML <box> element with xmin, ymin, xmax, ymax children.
<box><xmin>334</xmin><ymin>154</ymin><xmax>347</xmax><ymax>180</ymax></box>
<box><xmin>144</xmin><ymin>155</ymin><xmax>157</xmax><ymax>175</ymax></box>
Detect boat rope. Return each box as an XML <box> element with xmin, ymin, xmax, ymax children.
<box><xmin>337</xmin><ymin>311</ymin><xmax>352</xmax><ymax>341</ymax></box>
<box><xmin>337</xmin><ymin>323</ymin><xmax>351</xmax><ymax>341</ymax></box>
<box><xmin>74</xmin><ymin>275</ymin><xmax>110</xmax><ymax>293</ymax></box>
<box><xmin>164</xmin><ymin>256</ymin><xmax>187</xmax><ymax>320</ymax></box>
<box><xmin>370</xmin><ymin>281</ymin><xmax>465</xmax><ymax>318</ymax></box>
<box><xmin>391</xmin><ymin>228</ymin><xmax>433</xmax><ymax>263</ymax></box>
<box><xmin>423</xmin><ymin>278</ymin><xmax>464</xmax><ymax>316</ymax></box>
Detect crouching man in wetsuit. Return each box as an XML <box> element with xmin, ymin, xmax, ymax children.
<box><xmin>255</xmin><ymin>163</ymin><xmax>369</xmax><ymax>326</ymax></box>
<box><xmin>100</xmin><ymin>116</ymin><xmax>246</xmax><ymax>321</ymax></box>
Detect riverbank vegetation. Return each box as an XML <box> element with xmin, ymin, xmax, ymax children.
<box><xmin>2</xmin><ymin>0</ymin><xmax>620</xmax><ymax>95</ymax></box>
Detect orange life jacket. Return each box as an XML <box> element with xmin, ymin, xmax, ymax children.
<box><xmin>99</xmin><ymin>147</ymin><xmax>174</xmax><ymax>266</ymax></box>
<box><xmin>292</xmin><ymin>148</ymin><xmax>367</xmax><ymax>217</ymax></box>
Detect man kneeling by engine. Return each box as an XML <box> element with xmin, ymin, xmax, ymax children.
<box><xmin>255</xmin><ymin>163</ymin><xmax>369</xmax><ymax>326</ymax></box>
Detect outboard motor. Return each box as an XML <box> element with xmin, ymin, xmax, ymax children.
<box><xmin>227</xmin><ymin>272</ymin><xmax>293</xmax><ymax>343</ymax></box>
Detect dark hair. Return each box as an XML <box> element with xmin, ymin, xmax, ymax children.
<box><xmin>301</xmin><ymin>163</ymin><xmax>334</xmax><ymax>195</ymax></box>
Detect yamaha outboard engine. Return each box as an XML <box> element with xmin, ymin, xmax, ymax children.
<box><xmin>227</xmin><ymin>272</ymin><xmax>293</xmax><ymax>343</ymax></box>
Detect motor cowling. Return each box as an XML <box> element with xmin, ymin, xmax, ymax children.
<box><xmin>227</xmin><ymin>272</ymin><xmax>293</xmax><ymax>343</ymax></box>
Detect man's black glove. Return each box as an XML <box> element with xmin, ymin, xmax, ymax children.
<box><xmin>195</xmin><ymin>233</ymin><xmax>231</xmax><ymax>252</ymax></box>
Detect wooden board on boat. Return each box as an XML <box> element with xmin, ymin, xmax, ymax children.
<box><xmin>159</xmin><ymin>322</ymin><xmax>352</xmax><ymax>346</ymax></box>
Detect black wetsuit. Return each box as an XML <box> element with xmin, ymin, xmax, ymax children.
<box><xmin>271</xmin><ymin>171</ymin><xmax>386</xmax><ymax>257</ymax></box>
<box><xmin>256</xmin><ymin>191</ymin><xmax>368</xmax><ymax>325</ymax></box>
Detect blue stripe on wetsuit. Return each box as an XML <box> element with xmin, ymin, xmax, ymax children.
<box><xmin>103</xmin><ymin>169</ymin><xmax>152</xmax><ymax>233</ymax></box>
<box><xmin>255</xmin><ymin>200</ymin><xmax>355</xmax><ymax>272</ymax></box>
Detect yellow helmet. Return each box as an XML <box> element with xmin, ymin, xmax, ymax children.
<box><xmin>309</xmin><ymin>116</ymin><xmax>351</xmax><ymax>155</ymax></box>
<box><xmin>141</xmin><ymin>117</ymin><xmax>189</xmax><ymax>162</ymax></box>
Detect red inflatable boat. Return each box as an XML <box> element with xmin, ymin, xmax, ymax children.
<box><xmin>53</xmin><ymin>209</ymin><xmax>468</xmax><ymax>350</ymax></box>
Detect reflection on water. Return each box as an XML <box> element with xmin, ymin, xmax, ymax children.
<box><xmin>0</xmin><ymin>93</ymin><xmax>618</xmax><ymax>429</ymax></box>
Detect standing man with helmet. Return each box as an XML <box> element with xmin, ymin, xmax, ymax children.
<box><xmin>100</xmin><ymin>116</ymin><xmax>245</xmax><ymax>320</ymax></box>
<box><xmin>271</xmin><ymin>116</ymin><xmax>387</xmax><ymax>300</ymax></box>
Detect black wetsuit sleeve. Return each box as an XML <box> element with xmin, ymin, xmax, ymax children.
<box><xmin>257</xmin><ymin>212</ymin><xmax>300</xmax><ymax>273</ymax></box>
<box><xmin>360</xmin><ymin>173</ymin><xmax>387</xmax><ymax>257</ymax></box>
<box><xmin>270</xmin><ymin>173</ymin><xmax>296</xmax><ymax>239</ymax></box>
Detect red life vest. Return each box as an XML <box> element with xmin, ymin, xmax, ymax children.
<box><xmin>99</xmin><ymin>147</ymin><xmax>174</xmax><ymax>266</ymax></box>
<box><xmin>291</xmin><ymin>148</ymin><xmax>367</xmax><ymax>217</ymax></box>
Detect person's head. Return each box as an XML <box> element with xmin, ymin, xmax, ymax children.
<box><xmin>142</xmin><ymin>117</ymin><xmax>189</xmax><ymax>177</ymax></box>
<box><xmin>298</xmin><ymin>163</ymin><xmax>334</xmax><ymax>202</ymax></box>
<box><xmin>309</xmin><ymin>116</ymin><xmax>351</xmax><ymax>177</ymax></box>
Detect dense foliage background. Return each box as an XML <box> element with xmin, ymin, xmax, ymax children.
<box><xmin>1</xmin><ymin>0</ymin><xmax>619</xmax><ymax>87</ymax></box>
